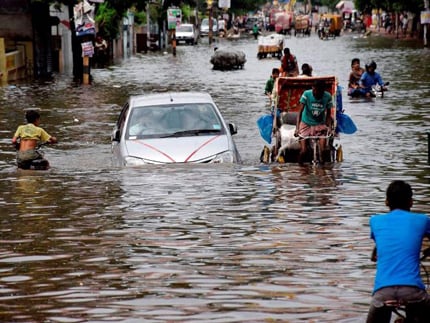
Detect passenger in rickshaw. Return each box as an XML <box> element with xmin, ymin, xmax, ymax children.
<box><xmin>299</xmin><ymin>63</ymin><xmax>313</xmax><ymax>77</ymax></box>
<box><xmin>280</xmin><ymin>48</ymin><xmax>299</xmax><ymax>77</ymax></box>
<box><xmin>294</xmin><ymin>80</ymin><xmax>333</xmax><ymax>164</ymax></box>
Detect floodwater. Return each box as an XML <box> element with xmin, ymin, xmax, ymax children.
<box><xmin>0</xmin><ymin>32</ymin><xmax>430</xmax><ymax>322</ymax></box>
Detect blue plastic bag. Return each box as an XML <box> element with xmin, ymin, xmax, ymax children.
<box><xmin>257</xmin><ymin>114</ymin><xmax>274</xmax><ymax>144</ymax></box>
<box><xmin>336</xmin><ymin>113</ymin><xmax>357</xmax><ymax>134</ymax></box>
<box><xmin>336</xmin><ymin>85</ymin><xmax>343</xmax><ymax>113</ymax></box>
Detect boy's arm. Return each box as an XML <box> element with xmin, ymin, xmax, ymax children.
<box><xmin>12</xmin><ymin>127</ymin><xmax>20</xmax><ymax>144</ymax></box>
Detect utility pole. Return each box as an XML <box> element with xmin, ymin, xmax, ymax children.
<box><xmin>208</xmin><ymin>0</ymin><xmax>213</xmax><ymax>45</ymax></box>
<box><xmin>425</xmin><ymin>0</ymin><xmax>429</xmax><ymax>47</ymax></box>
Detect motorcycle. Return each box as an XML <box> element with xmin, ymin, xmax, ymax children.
<box><xmin>348</xmin><ymin>81</ymin><xmax>390</xmax><ymax>99</ymax></box>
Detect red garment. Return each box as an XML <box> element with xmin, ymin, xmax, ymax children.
<box><xmin>281</xmin><ymin>54</ymin><xmax>297</xmax><ymax>76</ymax></box>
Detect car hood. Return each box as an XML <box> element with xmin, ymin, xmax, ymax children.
<box><xmin>176</xmin><ymin>31</ymin><xmax>193</xmax><ymax>36</ymax></box>
<box><xmin>125</xmin><ymin>135</ymin><xmax>230</xmax><ymax>163</ymax></box>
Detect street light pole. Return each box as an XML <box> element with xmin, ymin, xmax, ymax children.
<box><xmin>425</xmin><ymin>0</ymin><xmax>429</xmax><ymax>47</ymax></box>
<box><xmin>207</xmin><ymin>0</ymin><xmax>213</xmax><ymax>45</ymax></box>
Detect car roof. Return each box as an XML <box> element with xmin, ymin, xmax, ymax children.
<box><xmin>129</xmin><ymin>92</ymin><xmax>215</xmax><ymax>108</ymax></box>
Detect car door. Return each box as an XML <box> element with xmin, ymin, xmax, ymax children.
<box><xmin>111</xmin><ymin>102</ymin><xmax>130</xmax><ymax>155</ymax></box>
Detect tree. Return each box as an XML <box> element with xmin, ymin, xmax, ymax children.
<box><xmin>354</xmin><ymin>0</ymin><xmax>424</xmax><ymax>12</ymax></box>
<box><xmin>30</xmin><ymin>0</ymin><xmax>268</xmax><ymax>82</ymax></box>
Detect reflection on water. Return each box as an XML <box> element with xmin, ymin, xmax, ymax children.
<box><xmin>0</xmin><ymin>33</ymin><xmax>429</xmax><ymax>322</ymax></box>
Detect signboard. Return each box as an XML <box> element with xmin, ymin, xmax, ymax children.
<box><xmin>421</xmin><ymin>11</ymin><xmax>430</xmax><ymax>24</ymax></box>
<box><xmin>218</xmin><ymin>0</ymin><xmax>231</xmax><ymax>8</ymax></box>
<box><xmin>167</xmin><ymin>8</ymin><xmax>182</xmax><ymax>30</ymax></box>
<box><xmin>81</xmin><ymin>41</ymin><xmax>94</xmax><ymax>57</ymax></box>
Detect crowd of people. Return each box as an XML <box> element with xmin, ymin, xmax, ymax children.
<box><xmin>260</xmin><ymin>47</ymin><xmax>430</xmax><ymax>321</ymax></box>
<box><xmin>264</xmin><ymin>48</ymin><xmax>388</xmax><ymax>104</ymax></box>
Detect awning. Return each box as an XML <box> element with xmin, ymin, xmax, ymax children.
<box><xmin>335</xmin><ymin>1</ymin><xmax>345</xmax><ymax>9</ymax></box>
<box><xmin>336</xmin><ymin>0</ymin><xmax>354</xmax><ymax>11</ymax></box>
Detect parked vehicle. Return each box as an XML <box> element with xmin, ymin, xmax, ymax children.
<box><xmin>111</xmin><ymin>92</ymin><xmax>241</xmax><ymax>165</ymax></box>
<box><xmin>200</xmin><ymin>18</ymin><xmax>218</xmax><ymax>37</ymax></box>
<box><xmin>245</xmin><ymin>17</ymin><xmax>260</xmax><ymax>31</ymax></box>
<box><xmin>175</xmin><ymin>23</ymin><xmax>199</xmax><ymax>45</ymax></box>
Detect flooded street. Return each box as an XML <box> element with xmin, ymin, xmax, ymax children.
<box><xmin>0</xmin><ymin>32</ymin><xmax>430</xmax><ymax>322</ymax></box>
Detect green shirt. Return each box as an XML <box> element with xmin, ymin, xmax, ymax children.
<box><xmin>265</xmin><ymin>77</ymin><xmax>275</xmax><ymax>95</ymax></box>
<box><xmin>299</xmin><ymin>89</ymin><xmax>333</xmax><ymax>126</ymax></box>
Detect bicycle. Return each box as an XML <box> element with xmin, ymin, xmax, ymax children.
<box><xmin>370</xmin><ymin>246</ymin><xmax>430</xmax><ymax>323</ymax></box>
<box><xmin>298</xmin><ymin>134</ymin><xmax>333</xmax><ymax>164</ymax></box>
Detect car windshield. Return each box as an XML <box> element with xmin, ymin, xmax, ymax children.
<box><xmin>126</xmin><ymin>103</ymin><xmax>224</xmax><ymax>139</ymax></box>
<box><xmin>177</xmin><ymin>25</ymin><xmax>193</xmax><ymax>32</ymax></box>
<box><xmin>201</xmin><ymin>18</ymin><xmax>217</xmax><ymax>28</ymax></box>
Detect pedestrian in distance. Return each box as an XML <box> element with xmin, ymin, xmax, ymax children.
<box><xmin>252</xmin><ymin>24</ymin><xmax>259</xmax><ymax>40</ymax></box>
<box><xmin>367</xmin><ymin>180</ymin><xmax>430</xmax><ymax>323</ymax></box>
<box><xmin>94</xmin><ymin>34</ymin><xmax>108</xmax><ymax>68</ymax></box>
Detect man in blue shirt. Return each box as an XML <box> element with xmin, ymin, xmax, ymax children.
<box><xmin>367</xmin><ymin>180</ymin><xmax>430</xmax><ymax>322</ymax></box>
<box><xmin>359</xmin><ymin>61</ymin><xmax>387</xmax><ymax>97</ymax></box>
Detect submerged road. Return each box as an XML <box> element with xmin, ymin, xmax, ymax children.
<box><xmin>0</xmin><ymin>31</ymin><xmax>429</xmax><ymax>322</ymax></box>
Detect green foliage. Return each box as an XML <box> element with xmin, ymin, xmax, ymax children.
<box><xmin>354</xmin><ymin>0</ymin><xmax>424</xmax><ymax>13</ymax></box>
<box><xmin>133</xmin><ymin>10</ymin><xmax>147</xmax><ymax>26</ymax></box>
<box><xmin>95</xmin><ymin>2</ymin><xmax>121</xmax><ymax>39</ymax></box>
<box><xmin>320</xmin><ymin>0</ymin><xmax>340</xmax><ymax>10</ymax></box>
<box><xmin>230</xmin><ymin>0</ymin><xmax>267</xmax><ymax>15</ymax></box>
<box><xmin>180</xmin><ymin>4</ymin><xmax>193</xmax><ymax>22</ymax></box>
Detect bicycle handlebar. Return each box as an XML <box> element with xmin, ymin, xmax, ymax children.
<box><xmin>421</xmin><ymin>247</ymin><xmax>430</xmax><ymax>261</ymax></box>
<box><xmin>298</xmin><ymin>135</ymin><xmax>332</xmax><ymax>140</ymax></box>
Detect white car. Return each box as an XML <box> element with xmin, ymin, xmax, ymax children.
<box><xmin>200</xmin><ymin>18</ymin><xmax>218</xmax><ymax>36</ymax></box>
<box><xmin>175</xmin><ymin>23</ymin><xmax>198</xmax><ymax>45</ymax></box>
<box><xmin>111</xmin><ymin>92</ymin><xmax>241</xmax><ymax>165</ymax></box>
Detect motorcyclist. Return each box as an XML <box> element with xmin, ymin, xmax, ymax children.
<box><xmin>12</xmin><ymin>110</ymin><xmax>57</xmax><ymax>169</ymax></box>
<box><xmin>367</xmin><ymin>180</ymin><xmax>430</xmax><ymax>322</ymax></box>
<box><xmin>358</xmin><ymin>61</ymin><xmax>387</xmax><ymax>97</ymax></box>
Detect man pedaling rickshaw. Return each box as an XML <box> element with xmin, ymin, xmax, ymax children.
<box><xmin>294</xmin><ymin>80</ymin><xmax>334</xmax><ymax>164</ymax></box>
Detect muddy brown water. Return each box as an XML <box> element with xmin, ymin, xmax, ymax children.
<box><xmin>0</xmin><ymin>33</ymin><xmax>429</xmax><ymax>322</ymax></box>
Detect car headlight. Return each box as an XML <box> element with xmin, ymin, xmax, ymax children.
<box><xmin>124</xmin><ymin>156</ymin><xmax>150</xmax><ymax>166</ymax></box>
<box><xmin>210</xmin><ymin>151</ymin><xmax>234</xmax><ymax>163</ymax></box>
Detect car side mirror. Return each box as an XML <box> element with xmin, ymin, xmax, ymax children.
<box><xmin>112</xmin><ymin>129</ymin><xmax>121</xmax><ymax>142</ymax></box>
<box><xmin>228</xmin><ymin>123</ymin><xmax>237</xmax><ymax>135</ymax></box>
